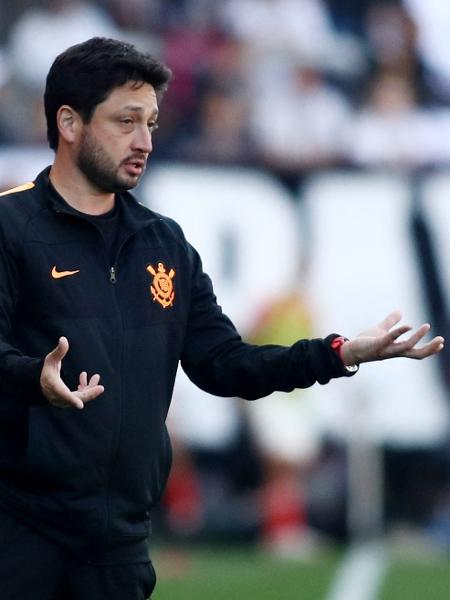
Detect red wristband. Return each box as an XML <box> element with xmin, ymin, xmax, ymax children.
<box><xmin>330</xmin><ymin>335</ymin><xmax>347</xmax><ymax>359</ymax></box>
<box><xmin>330</xmin><ymin>336</ymin><xmax>359</xmax><ymax>373</ymax></box>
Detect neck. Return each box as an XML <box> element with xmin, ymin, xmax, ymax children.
<box><xmin>49</xmin><ymin>155</ymin><xmax>115</xmax><ymax>216</ymax></box>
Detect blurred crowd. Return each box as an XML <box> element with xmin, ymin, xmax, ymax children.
<box><xmin>2</xmin><ymin>0</ymin><xmax>450</xmax><ymax>194</ymax></box>
<box><xmin>3</xmin><ymin>0</ymin><xmax>450</xmax><ymax>557</ymax></box>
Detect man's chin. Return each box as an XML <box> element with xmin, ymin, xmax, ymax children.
<box><xmin>111</xmin><ymin>174</ymin><xmax>141</xmax><ymax>193</ymax></box>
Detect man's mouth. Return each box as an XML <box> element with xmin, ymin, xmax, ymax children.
<box><xmin>123</xmin><ymin>158</ymin><xmax>146</xmax><ymax>177</ymax></box>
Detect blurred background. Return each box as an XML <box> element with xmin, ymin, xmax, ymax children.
<box><xmin>2</xmin><ymin>1</ymin><xmax>450</xmax><ymax>598</ymax></box>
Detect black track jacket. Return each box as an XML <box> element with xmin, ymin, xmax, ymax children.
<box><xmin>0</xmin><ymin>167</ymin><xmax>353</xmax><ymax>563</ymax></box>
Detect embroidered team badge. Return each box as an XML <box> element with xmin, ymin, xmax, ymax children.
<box><xmin>147</xmin><ymin>262</ymin><xmax>176</xmax><ymax>308</ymax></box>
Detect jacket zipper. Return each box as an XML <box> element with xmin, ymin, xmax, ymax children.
<box><xmin>53</xmin><ymin>203</ymin><xmax>153</xmax><ymax>537</ymax></box>
<box><xmin>54</xmin><ymin>209</ymin><xmax>122</xmax><ymax>536</ymax></box>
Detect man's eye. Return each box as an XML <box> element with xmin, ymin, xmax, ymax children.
<box><xmin>148</xmin><ymin>123</ymin><xmax>159</xmax><ymax>133</ymax></box>
<box><xmin>121</xmin><ymin>119</ymin><xmax>133</xmax><ymax>125</ymax></box>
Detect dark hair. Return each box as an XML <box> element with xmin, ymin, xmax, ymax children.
<box><xmin>44</xmin><ymin>37</ymin><xmax>172</xmax><ymax>150</ymax></box>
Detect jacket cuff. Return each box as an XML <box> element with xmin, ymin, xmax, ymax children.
<box><xmin>305</xmin><ymin>334</ymin><xmax>359</xmax><ymax>384</ymax></box>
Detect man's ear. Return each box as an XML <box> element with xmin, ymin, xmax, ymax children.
<box><xmin>56</xmin><ymin>105</ymin><xmax>81</xmax><ymax>144</ymax></box>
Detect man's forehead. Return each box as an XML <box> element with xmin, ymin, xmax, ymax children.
<box><xmin>102</xmin><ymin>81</ymin><xmax>158</xmax><ymax>109</ymax></box>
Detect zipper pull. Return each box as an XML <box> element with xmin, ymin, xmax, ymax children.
<box><xmin>110</xmin><ymin>266</ymin><xmax>117</xmax><ymax>283</ymax></box>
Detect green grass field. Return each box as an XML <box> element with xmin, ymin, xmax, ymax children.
<box><xmin>379</xmin><ymin>557</ymin><xmax>450</xmax><ymax>600</ymax></box>
<box><xmin>153</xmin><ymin>545</ymin><xmax>339</xmax><ymax>600</ymax></box>
<box><xmin>151</xmin><ymin>543</ymin><xmax>450</xmax><ymax>600</ymax></box>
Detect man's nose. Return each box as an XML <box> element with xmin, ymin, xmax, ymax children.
<box><xmin>132</xmin><ymin>125</ymin><xmax>152</xmax><ymax>154</ymax></box>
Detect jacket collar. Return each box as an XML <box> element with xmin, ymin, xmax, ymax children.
<box><xmin>35</xmin><ymin>166</ymin><xmax>158</xmax><ymax>233</ymax></box>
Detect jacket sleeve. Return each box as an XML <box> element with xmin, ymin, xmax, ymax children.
<box><xmin>0</xmin><ymin>228</ymin><xmax>45</xmax><ymax>403</ymax></box>
<box><xmin>180</xmin><ymin>243</ymin><xmax>355</xmax><ymax>400</ymax></box>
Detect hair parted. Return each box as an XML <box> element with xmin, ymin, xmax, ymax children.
<box><xmin>44</xmin><ymin>37</ymin><xmax>172</xmax><ymax>150</ymax></box>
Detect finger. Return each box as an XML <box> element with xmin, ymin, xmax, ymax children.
<box><xmin>387</xmin><ymin>324</ymin><xmax>413</xmax><ymax>342</ymax></box>
<box><xmin>393</xmin><ymin>324</ymin><xmax>431</xmax><ymax>353</ymax></box>
<box><xmin>378</xmin><ymin>310</ymin><xmax>402</xmax><ymax>331</ymax></box>
<box><xmin>88</xmin><ymin>373</ymin><xmax>100</xmax><ymax>387</ymax></box>
<box><xmin>65</xmin><ymin>395</ymin><xmax>85</xmax><ymax>410</ymax></box>
<box><xmin>75</xmin><ymin>385</ymin><xmax>104</xmax><ymax>404</ymax></box>
<box><xmin>389</xmin><ymin>330</ymin><xmax>442</xmax><ymax>359</ymax></box>
<box><xmin>78</xmin><ymin>371</ymin><xmax>88</xmax><ymax>389</ymax></box>
<box><xmin>377</xmin><ymin>324</ymin><xmax>430</xmax><ymax>359</ymax></box>
<box><xmin>406</xmin><ymin>336</ymin><xmax>445</xmax><ymax>359</ymax></box>
<box><xmin>374</xmin><ymin>326</ymin><xmax>412</xmax><ymax>357</ymax></box>
<box><xmin>47</xmin><ymin>379</ymin><xmax>84</xmax><ymax>410</ymax></box>
<box><xmin>47</xmin><ymin>336</ymin><xmax>69</xmax><ymax>364</ymax></box>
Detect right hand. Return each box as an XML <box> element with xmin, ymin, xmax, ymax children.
<box><xmin>40</xmin><ymin>337</ymin><xmax>104</xmax><ymax>409</ymax></box>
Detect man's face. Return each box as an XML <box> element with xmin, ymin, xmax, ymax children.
<box><xmin>76</xmin><ymin>81</ymin><xmax>159</xmax><ymax>193</ymax></box>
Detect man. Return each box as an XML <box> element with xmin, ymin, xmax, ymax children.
<box><xmin>0</xmin><ymin>37</ymin><xmax>444</xmax><ymax>599</ymax></box>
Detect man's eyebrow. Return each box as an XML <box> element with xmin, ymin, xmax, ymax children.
<box><xmin>122</xmin><ymin>105</ymin><xmax>159</xmax><ymax>118</ymax></box>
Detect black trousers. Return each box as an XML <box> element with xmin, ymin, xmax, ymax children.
<box><xmin>0</xmin><ymin>509</ymin><xmax>156</xmax><ymax>600</ymax></box>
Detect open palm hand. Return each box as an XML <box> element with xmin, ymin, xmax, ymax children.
<box><xmin>341</xmin><ymin>311</ymin><xmax>445</xmax><ymax>366</ymax></box>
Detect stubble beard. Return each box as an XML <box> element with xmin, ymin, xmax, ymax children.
<box><xmin>76</xmin><ymin>130</ymin><xmax>142</xmax><ymax>194</ymax></box>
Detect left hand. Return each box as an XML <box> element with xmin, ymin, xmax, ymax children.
<box><xmin>341</xmin><ymin>310</ymin><xmax>445</xmax><ymax>366</ymax></box>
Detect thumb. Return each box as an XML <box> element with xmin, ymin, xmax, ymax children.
<box><xmin>47</xmin><ymin>336</ymin><xmax>69</xmax><ymax>363</ymax></box>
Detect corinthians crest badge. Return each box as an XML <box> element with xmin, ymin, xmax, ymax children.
<box><xmin>147</xmin><ymin>262</ymin><xmax>176</xmax><ymax>308</ymax></box>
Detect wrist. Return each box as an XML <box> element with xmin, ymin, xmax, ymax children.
<box><xmin>341</xmin><ymin>340</ymin><xmax>356</xmax><ymax>367</ymax></box>
<box><xmin>331</xmin><ymin>336</ymin><xmax>359</xmax><ymax>373</ymax></box>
